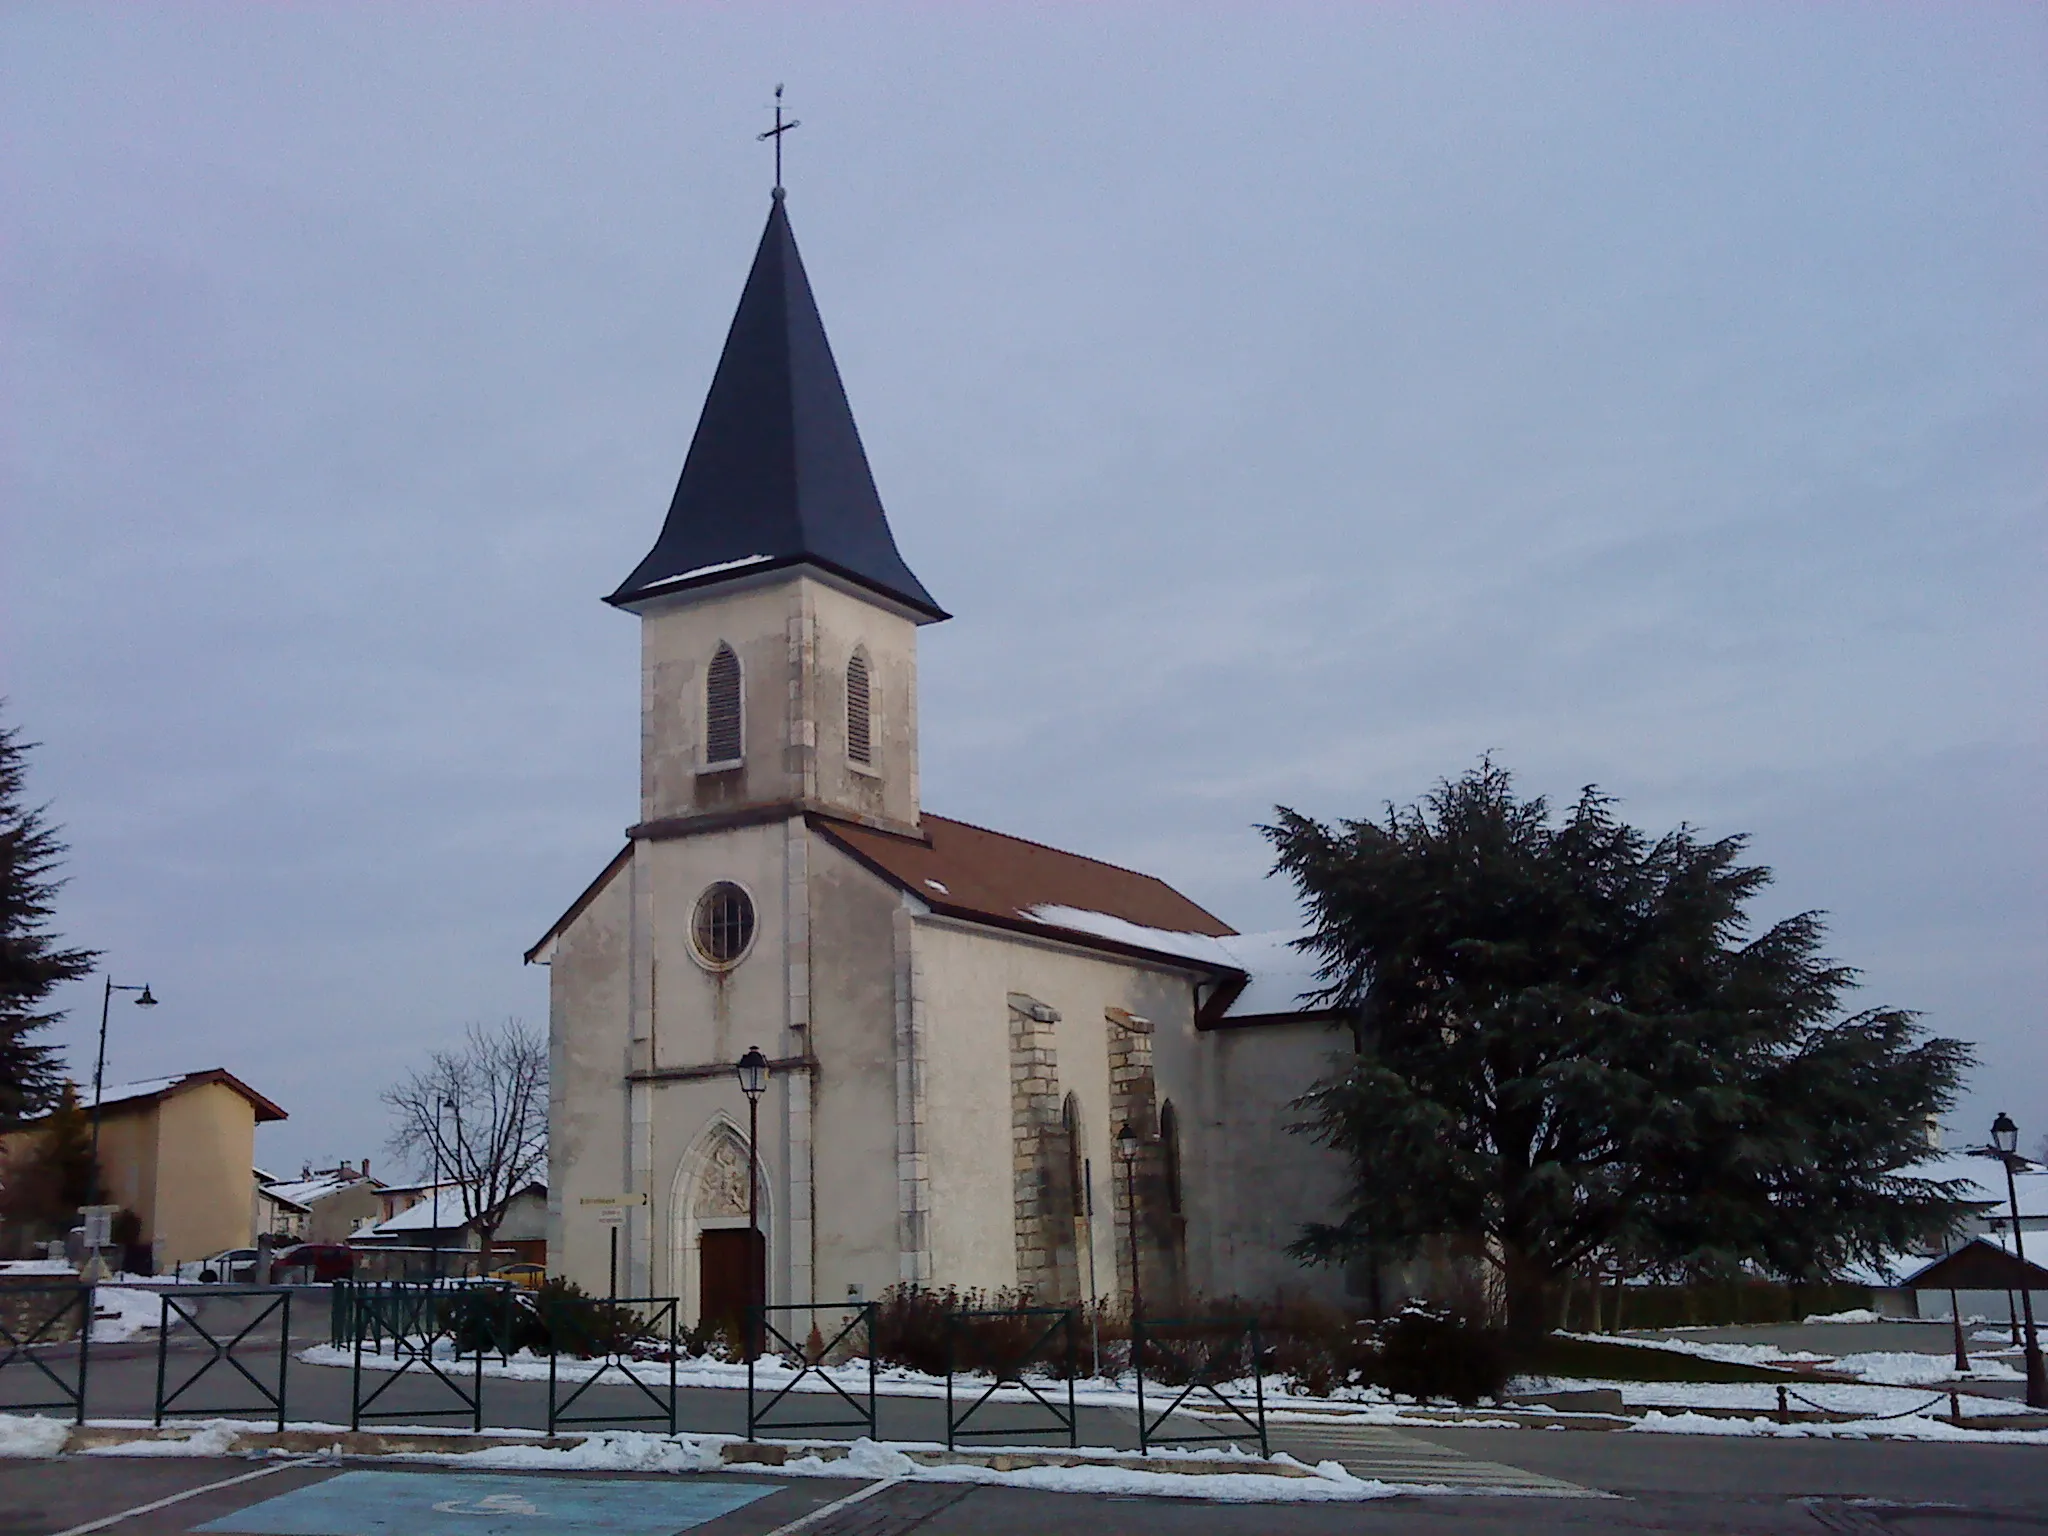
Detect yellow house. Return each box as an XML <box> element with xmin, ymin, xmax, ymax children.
<box><xmin>4</xmin><ymin>1070</ymin><xmax>288</xmax><ymax>1268</ymax></box>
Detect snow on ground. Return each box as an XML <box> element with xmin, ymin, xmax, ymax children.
<box><xmin>453</xmin><ymin>1434</ymin><xmax>1393</xmax><ymax>1502</ymax></box>
<box><xmin>1832</xmin><ymin>1351</ymin><xmax>2023</xmax><ymax>1386</ymax></box>
<box><xmin>1630</xmin><ymin>1411</ymin><xmax>2048</xmax><ymax>1444</ymax></box>
<box><xmin>301</xmin><ymin>1342</ymin><xmax>1311</xmax><ymax>1414</ymax></box>
<box><xmin>302</xmin><ymin>1340</ymin><xmax>2046</xmax><ymax>1441</ymax></box>
<box><xmin>1554</xmin><ymin>1331</ymin><xmax>1831</xmax><ymax>1368</ymax></box>
<box><xmin>25</xmin><ymin>1418</ymin><xmax>1397</xmax><ymax>1501</ymax></box>
<box><xmin>1802</xmin><ymin>1309</ymin><xmax>1886</xmax><ymax>1324</ymax></box>
<box><xmin>0</xmin><ymin>1416</ymin><xmax>70</xmax><ymax>1458</ymax></box>
<box><xmin>0</xmin><ymin>1260</ymin><xmax>78</xmax><ymax>1276</ymax></box>
<box><xmin>90</xmin><ymin>1287</ymin><xmax>166</xmax><ymax>1343</ymax></box>
<box><xmin>1512</xmin><ymin>1375</ymin><xmax>2031</xmax><ymax>1418</ymax></box>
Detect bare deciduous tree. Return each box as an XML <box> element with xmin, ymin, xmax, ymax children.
<box><xmin>384</xmin><ymin>1019</ymin><xmax>546</xmax><ymax>1265</ymax></box>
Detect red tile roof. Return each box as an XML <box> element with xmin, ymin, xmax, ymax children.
<box><xmin>817</xmin><ymin>813</ymin><xmax>1240</xmax><ymax>967</ymax></box>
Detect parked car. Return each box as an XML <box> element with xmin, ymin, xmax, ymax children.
<box><xmin>488</xmin><ymin>1262</ymin><xmax>546</xmax><ymax>1291</ymax></box>
<box><xmin>272</xmin><ymin>1243</ymin><xmax>356</xmax><ymax>1283</ymax></box>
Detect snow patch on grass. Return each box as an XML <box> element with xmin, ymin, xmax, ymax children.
<box><xmin>0</xmin><ymin>1416</ymin><xmax>69</xmax><ymax>1458</ymax></box>
<box><xmin>90</xmin><ymin>1287</ymin><xmax>165</xmax><ymax>1343</ymax></box>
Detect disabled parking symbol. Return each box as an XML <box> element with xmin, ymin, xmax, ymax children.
<box><xmin>200</xmin><ymin>1469</ymin><xmax>784</xmax><ymax>1535</ymax></box>
<box><xmin>432</xmin><ymin>1491</ymin><xmax>544</xmax><ymax>1517</ymax></box>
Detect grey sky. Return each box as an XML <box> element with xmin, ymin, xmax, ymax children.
<box><xmin>3</xmin><ymin>4</ymin><xmax>2041</xmax><ymax>1175</ymax></box>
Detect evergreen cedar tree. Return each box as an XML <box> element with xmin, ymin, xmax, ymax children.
<box><xmin>0</xmin><ymin>1084</ymin><xmax>97</xmax><ymax>1238</ymax></box>
<box><xmin>1266</xmin><ymin>761</ymin><xmax>1975</xmax><ymax>1339</ymax></box>
<box><xmin>0</xmin><ymin>706</ymin><xmax>97</xmax><ymax>1128</ymax></box>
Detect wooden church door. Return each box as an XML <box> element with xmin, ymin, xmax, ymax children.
<box><xmin>699</xmin><ymin>1228</ymin><xmax>765</xmax><ymax>1342</ymax></box>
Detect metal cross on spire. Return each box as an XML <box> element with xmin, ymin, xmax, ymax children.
<box><xmin>758</xmin><ymin>83</ymin><xmax>800</xmax><ymax>195</ymax></box>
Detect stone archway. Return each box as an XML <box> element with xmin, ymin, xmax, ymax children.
<box><xmin>670</xmin><ymin>1115</ymin><xmax>770</xmax><ymax>1328</ymax></box>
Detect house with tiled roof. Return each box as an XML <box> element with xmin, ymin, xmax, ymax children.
<box><xmin>531</xmin><ymin>188</ymin><xmax>1348</xmax><ymax>1326</ymax></box>
<box><xmin>3</xmin><ymin>1069</ymin><xmax>287</xmax><ymax>1269</ymax></box>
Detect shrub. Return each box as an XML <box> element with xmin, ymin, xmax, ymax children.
<box><xmin>872</xmin><ymin>1285</ymin><xmax>1082</xmax><ymax>1378</ymax></box>
<box><xmin>475</xmin><ymin>1278</ymin><xmax>661</xmax><ymax>1359</ymax></box>
<box><xmin>1373</xmin><ymin>1302</ymin><xmax>1509</xmax><ymax>1406</ymax></box>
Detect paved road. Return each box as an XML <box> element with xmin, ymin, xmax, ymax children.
<box><xmin>2</xmin><ymin>1432</ymin><xmax>2045</xmax><ymax>1535</ymax></box>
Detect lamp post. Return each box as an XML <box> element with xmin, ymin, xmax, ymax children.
<box><xmin>88</xmin><ymin>977</ymin><xmax>157</xmax><ymax>1205</ymax></box>
<box><xmin>1116</xmin><ymin>1121</ymin><xmax>1143</xmax><ymax>1320</ymax></box>
<box><xmin>430</xmin><ymin>1096</ymin><xmax>454</xmax><ymax>1284</ymax></box>
<box><xmin>1985</xmin><ymin>1113</ymin><xmax>2047</xmax><ymax>1409</ymax></box>
<box><xmin>735</xmin><ymin>1047</ymin><xmax>770</xmax><ymax>1356</ymax></box>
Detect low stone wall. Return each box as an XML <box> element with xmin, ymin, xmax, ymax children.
<box><xmin>0</xmin><ymin>1277</ymin><xmax>87</xmax><ymax>1345</ymax></box>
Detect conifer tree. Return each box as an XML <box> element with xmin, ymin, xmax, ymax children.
<box><xmin>0</xmin><ymin>1083</ymin><xmax>99</xmax><ymax>1239</ymax></box>
<box><xmin>1268</xmin><ymin>761</ymin><xmax>1976</xmax><ymax>1338</ymax></box>
<box><xmin>0</xmin><ymin>705</ymin><xmax>97</xmax><ymax>1127</ymax></box>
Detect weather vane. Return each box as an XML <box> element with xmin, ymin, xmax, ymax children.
<box><xmin>758</xmin><ymin>84</ymin><xmax>800</xmax><ymax>195</ymax></box>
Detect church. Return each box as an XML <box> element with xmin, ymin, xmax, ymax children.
<box><xmin>530</xmin><ymin>188</ymin><xmax>1355</xmax><ymax>1325</ymax></box>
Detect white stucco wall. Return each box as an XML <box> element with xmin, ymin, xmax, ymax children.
<box><xmin>1161</xmin><ymin>1017</ymin><xmax>1356</xmax><ymax>1305</ymax></box>
<box><xmin>805</xmin><ymin>834</ymin><xmax>912</xmax><ymax>1305</ymax></box>
<box><xmin>546</xmin><ymin>853</ymin><xmax>633</xmax><ymax>1296</ymax></box>
<box><xmin>915</xmin><ymin>917</ymin><xmax>1199</xmax><ymax>1299</ymax></box>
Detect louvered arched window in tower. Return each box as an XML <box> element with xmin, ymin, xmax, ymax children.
<box><xmin>846</xmin><ymin>649</ymin><xmax>873</xmax><ymax>767</ymax></box>
<box><xmin>705</xmin><ymin>643</ymin><xmax>743</xmax><ymax>766</ymax></box>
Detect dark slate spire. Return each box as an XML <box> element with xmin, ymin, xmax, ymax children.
<box><xmin>609</xmin><ymin>192</ymin><xmax>946</xmax><ymax>622</ymax></box>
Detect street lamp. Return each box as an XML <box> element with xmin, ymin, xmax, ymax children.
<box><xmin>430</xmin><ymin>1096</ymin><xmax>455</xmax><ymax>1284</ymax></box>
<box><xmin>1116</xmin><ymin>1121</ymin><xmax>1143</xmax><ymax>1319</ymax></box>
<box><xmin>735</xmin><ymin>1047</ymin><xmax>770</xmax><ymax>1355</ymax></box>
<box><xmin>1980</xmin><ymin>1112</ymin><xmax>2046</xmax><ymax>1409</ymax></box>
<box><xmin>88</xmin><ymin>977</ymin><xmax>158</xmax><ymax>1205</ymax></box>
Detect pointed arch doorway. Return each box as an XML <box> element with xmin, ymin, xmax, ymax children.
<box><xmin>672</xmin><ymin>1117</ymin><xmax>769</xmax><ymax>1340</ymax></box>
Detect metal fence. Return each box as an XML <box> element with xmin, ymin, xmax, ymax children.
<box><xmin>1131</xmin><ymin>1314</ymin><xmax>1268</xmax><ymax>1456</ymax></box>
<box><xmin>345</xmin><ymin>1280</ymin><xmax>508</xmax><ymax>1433</ymax></box>
<box><xmin>154</xmin><ymin>1288</ymin><xmax>293</xmax><ymax>1431</ymax></box>
<box><xmin>0</xmin><ymin>1283</ymin><xmax>91</xmax><ymax>1425</ymax></box>
<box><xmin>746</xmin><ymin>1302</ymin><xmax>877</xmax><ymax>1442</ymax></box>
<box><xmin>542</xmin><ymin>1294</ymin><xmax>679</xmax><ymax>1436</ymax></box>
<box><xmin>944</xmin><ymin>1305</ymin><xmax>1079</xmax><ymax>1451</ymax></box>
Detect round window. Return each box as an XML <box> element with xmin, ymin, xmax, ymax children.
<box><xmin>691</xmin><ymin>882</ymin><xmax>756</xmax><ymax>968</ymax></box>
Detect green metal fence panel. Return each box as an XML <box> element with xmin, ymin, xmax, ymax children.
<box><xmin>542</xmin><ymin>1294</ymin><xmax>679</xmax><ymax>1436</ymax></box>
<box><xmin>745</xmin><ymin>1302</ymin><xmax>877</xmax><ymax>1442</ymax></box>
<box><xmin>154</xmin><ymin>1288</ymin><xmax>292</xmax><ymax>1431</ymax></box>
<box><xmin>944</xmin><ymin>1306</ymin><xmax>1078</xmax><ymax>1451</ymax></box>
<box><xmin>346</xmin><ymin>1281</ymin><xmax>508</xmax><ymax>1433</ymax></box>
<box><xmin>1132</xmin><ymin>1314</ymin><xmax>1268</xmax><ymax>1457</ymax></box>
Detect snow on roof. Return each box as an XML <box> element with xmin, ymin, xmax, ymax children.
<box><xmin>1020</xmin><ymin>908</ymin><xmax>1335</xmax><ymax>1021</ymax></box>
<box><xmin>1213</xmin><ymin>930</ymin><xmax>1330</xmax><ymax>1018</ymax></box>
<box><xmin>1903</xmin><ymin>1152</ymin><xmax>2047</xmax><ymax>1217</ymax></box>
<box><xmin>640</xmin><ymin>553</ymin><xmax>772</xmax><ymax>588</ymax></box>
<box><xmin>353</xmin><ymin>1180</ymin><xmax>544</xmax><ymax>1238</ymax></box>
<box><xmin>75</xmin><ymin>1069</ymin><xmax>288</xmax><ymax>1122</ymax></box>
<box><xmin>84</xmin><ymin>1076</ymin><xmax>184</xmax><ymax>1110</ymax></box>
<box><xmin>263</xmin><ymin>1174</ymin><xmax>368</xmax><ymax>1208</ymax></box>
<box><xmin>1022</xmin><ymin>905</ymin><xmax>1239</xmax><ymax>968</ymax></box>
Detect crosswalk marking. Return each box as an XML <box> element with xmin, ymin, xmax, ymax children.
<box><xmin>1264</xmin><ymin>1423</ymin><xmax>1596</xmax><ymax>1494</ymax></box>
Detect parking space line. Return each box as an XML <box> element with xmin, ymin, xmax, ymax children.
<box><xmin>48</xmin><ymin>1462</ymin><xmax>294</xmax><ymax>1536</ymax></box>
<box><xmin>755</xmin><ymin>1477</ymin><xmax>904</xmax><ymax>1536</ymax></box>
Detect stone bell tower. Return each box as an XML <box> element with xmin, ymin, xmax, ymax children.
<box><xmin>607</xmin><ymin>188</ymin><xmax>947</xmax><ymax>841</ymax></box>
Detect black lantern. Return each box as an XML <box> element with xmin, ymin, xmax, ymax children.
<box><xmin>1992</xmin><ymin>1112</ymin><xmax>2019</xmax><ymax>1158</ymax></box>
<box><xmin>1115</xmin><ymin>1121</ymin><xmax>1139</xmax><ymax>1164</ymax></box>
<box><xmin>735</xmin><ymin>1046</ymin><xmax>770</xmax><ymax>1101</ymax></box>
